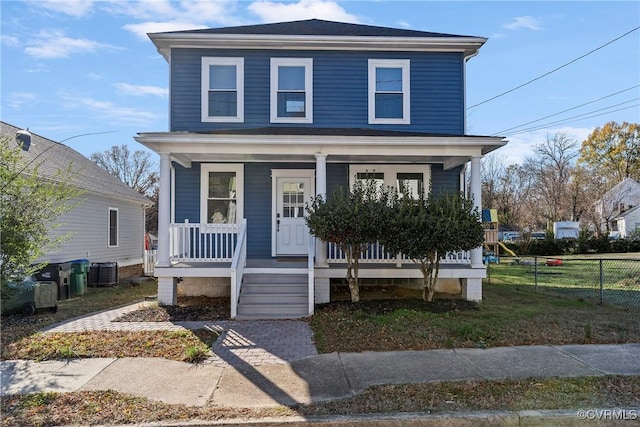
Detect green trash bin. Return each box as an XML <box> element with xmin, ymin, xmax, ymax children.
<box><xmin>1</xmin><ymin>278</ymin><xmax>58</xmax><ymax>316</ymax></box>
<box><xmin>69</xmin><ymin>259</ymin><xmax>89</xmax><ymax>296</ymax></box>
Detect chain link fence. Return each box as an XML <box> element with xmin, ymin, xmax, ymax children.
<box><xmin>486</xmin><ymin>256</ymin><xmax>640</xmax><ymax>310</ymax></box>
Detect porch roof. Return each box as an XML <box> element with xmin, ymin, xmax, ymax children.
<box><xmin>135</xmin><ymin>128</ymin><xmax>507</xmax><ymax>170</ymax></box>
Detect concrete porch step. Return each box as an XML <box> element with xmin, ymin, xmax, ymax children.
<box><xmin>237</xmin><ymin>273</ymin><xmax>309</xmax><ymax>320</ymax></box>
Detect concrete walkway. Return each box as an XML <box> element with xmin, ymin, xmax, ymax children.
<box><xmin>2</xmin><ymin>303</ymin><xmax>639</xmax><ymax>412</ymax></box>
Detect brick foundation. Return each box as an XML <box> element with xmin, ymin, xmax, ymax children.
<box><xmin>118</xmin><ymin>264</ymin><xmax>143</xmax><ymax>281</ymax></box>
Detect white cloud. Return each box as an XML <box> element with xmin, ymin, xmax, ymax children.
<box><xmin>113</xmin><ymin>0</ymin><xmax>242</xmax><ymax>39</ymax></box>
<box><xmin>1</xmin><ymin>34</ymin><xmax>20</xmax><ymax>47</ymax></box>
<box><xmin>248</xmin><ymin>0</ymin><xmax>360</xmax><ymax>23</ymax></box>
<box><xmin>61</xmin><ymin>95</ymin><xmax>159</xmax><ymax>125</ymax></box>
<box><xmin>123</xmin><ymin>21</ymin><xmax>207</xmax><ymax>40</ymax></box>
<box><xmin>24</xmin><ymin>30</ymin><xmax>120</xmax><ymax>59</ymax></box>
<box><xmin>32</xmin><ymin>0</ymin><xmax>96</xmax><ymax>17</ymax></box>
<box><xmin>6</xmin><ymin>92</ymin><xmax>38</xmax><ymax>110</ymax></box>
<box><xmin>113</xmin><ymin>83</ymin><xmax>168</xmax><ymax>98</ymax></box>
<box><xmin>396</xmin><ymin>20</ymin><xmax>412</xmax><ymax>29</ymax></box>
<box><xmin>503</xmin><ymin>16</ymin><xmax>542</xmax><ymax>31</ymax></box>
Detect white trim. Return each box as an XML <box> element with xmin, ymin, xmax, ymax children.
<box><xmin>200</xmin><ymin>164</ymin><xmax>244</xmax><ymax>224</ymax></box>
<box><xmin>271</xmin><ymin>169</ymin><xmax>316</xmax><ymax>257</ymax></box>
<box><xmin>150</xmin><ymin>34</ymin><xmax>487</xmax><ymax>62</ymax></box>
<box><xmin>108</xmin><ymin>207</ymin><xmax>119</xmax><ymax>248</ymax></box>
<box><xmin>201</xmin><ymin>57</ymin><xmax>244</xmax><ymax>123</ymax></box>
<box><xmin>368</xmin><ymin>59</ymin><xmax>410</xmax><ymax>124</ymax></box>
<box><xmin>270</xmin><ymin>58</ymin><xmax>313</xmax><ymax>123</ymax></box>
<box><xmin>170</xmin><ymin>165</ymin><xmax>175</xmax><ymax>224</ymax></box>
<box><xmin>349</xmin><ymin>164</ymin><xmax>430</xmax><ymax>194</ymax></box>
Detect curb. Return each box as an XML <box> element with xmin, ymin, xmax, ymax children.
<box><xmin>97</xmin><ymin>408</ymin><xmax>640</xmax><ymax>427</ymax></box>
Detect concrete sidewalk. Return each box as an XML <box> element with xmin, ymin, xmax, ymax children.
<box><xmin>2</xmin><ymin>343</ymin><xmax>639</xmax><ymax>408</ymax></box>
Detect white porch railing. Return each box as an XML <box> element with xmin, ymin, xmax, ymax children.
<box><xmin>144</xmin><ymin>249</ymin><xmax>157</xmax><ymax>276</ymax></box>
<box><xmin>326</xmin><ymin>242</ymin><xmax>471</xmax><ymax>265</ymax></box>
<box><xmin>307</xmin><ymin>236</ymin><xmax>315</xmax><ymax>316</ymax></box>
<box><xmin>230</xmin><ymin>219</ymin><xmax>248</xmax><ymax>319</ymax></box>
<box><xmin>169</xmin><ymin>221</ymin><xmax>239</xmax><ymax>262</ymax></box>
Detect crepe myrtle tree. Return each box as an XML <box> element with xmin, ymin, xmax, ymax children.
<box><xmin>381</xmin><ymin>189</ymin><xmax>484</xmax><ymax>302</ymax></box>
<box><xmin>305</xmin><ymin>179</ymin><xmax>390</xmax><ymax>302</ymax></box>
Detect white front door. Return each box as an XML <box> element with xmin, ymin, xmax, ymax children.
<box><xmin>275</xmin><ymin>176</ymin><xmax>311</xmax><ymax>256</ymax></box>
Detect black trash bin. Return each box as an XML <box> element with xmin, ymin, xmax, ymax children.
<box><xmin>88</xmin><ymin>262</ymin><xmax>118</xmax><ymax>287</ymax></box>
<box><xmin>34</xmin><ymin>262</ymin><xmax>71</xmax><ymax>300</ymax></box>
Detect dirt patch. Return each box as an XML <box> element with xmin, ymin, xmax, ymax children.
<box><xmin>325</xmin><ymin>285</ymin><xmax>478</xmax><ymax>315</ymax></box>
<box><xmin>113</xmin><ymin>296</ymin><xmax>230</xmax><ymax>322</ymax></box>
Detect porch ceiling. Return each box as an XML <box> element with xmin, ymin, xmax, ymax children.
<box><xmin>135</xmin><ymin>131</ymin><xmax>507</xmax><ymax>170</ymax></box>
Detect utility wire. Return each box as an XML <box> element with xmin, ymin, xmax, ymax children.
<box><xmin>507</xmin><ymin>104</ymin><xmax>639</xmax><ymax>136</ymax></box>
<box><xmin>467</xmin><ymin>26</ymin><xmax>640</xmax><ymax>110</ymax></box>
<box><xmin>492</xmin><ymin>85</ymin><xmax>640</xmax><ymax>135</ymax></box>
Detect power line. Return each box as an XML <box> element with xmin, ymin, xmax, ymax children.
<box><xmin>492</xmin><ymin>85</ymin><xmax>640</xmax><ymax>135</ymax></box>
<box><xmin>507</xmin><ymin>104</ymin><xmax>639</xmax><ymax>136</ymax></box>
<box><xmin>468</xmin><ymin>26</ymin><xmax>640</xmax><ymax>110</ymax></box>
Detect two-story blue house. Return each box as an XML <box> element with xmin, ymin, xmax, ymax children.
<box><xmin>135</xmin><ymin>19</ymin><xmax>507</xmax><ymax>319</ymax></box>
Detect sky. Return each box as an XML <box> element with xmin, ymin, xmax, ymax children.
<box><xmin>1</xmin><ymin>0</ymin><xmax>639</xmax><ymax>165</ymax></box>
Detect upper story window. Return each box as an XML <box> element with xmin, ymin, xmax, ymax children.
<box><xmin>270</xmin><ymin>58</ymin><xmax>313</xmax><ymax>123</ymax></box>
<box><xmin>201</xmin><ymin>57</ymin><xmax>244</xmax><ymax>122</ymax></box>
<box><xmin>368</xmin><ymin>59</ymin><xmax>410</xmax><ymax>124</ymax></box>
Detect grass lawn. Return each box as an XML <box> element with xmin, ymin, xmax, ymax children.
<box><xmin>1</xmin><ymin>274</ymin><xmax>639</xmax><ymax>425</ymax></box>
<box><xmin>310</xmin><ymin>283</ymin><xmax>640</xmax><ymax>353</ymax></box>
<box><xmin>2</xmin><ymin>376</ymin><xmax>638</xmax><ymax>426</ymax></box>
<box><xmin>1</xmin><ymin>280</ymin><xmax>217</xmax><ymax>363</ymax></box>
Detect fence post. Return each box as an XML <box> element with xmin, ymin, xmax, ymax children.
<box><xmin>599</xmin><ymin>259</ymin><xmax>604</xmax><ymax>305</ymax></box>
<box><xmin>534</xmin><ymin>256</ymin><xmax>538</xmax><ymax>292</ymax></box>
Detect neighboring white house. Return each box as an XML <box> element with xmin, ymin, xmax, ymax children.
<box><xmin>611</xmin><ymin>205</ymin><xmax>640</xmax><ymax>239</ymax></box>
<box><xmin>1</xmin><ymin>121</ymin><xmax>152</xmax><ymax>279</ymax></box>
<box><xmin>594</xmin><ymin>178</ymin><xmax>640</xmax><ymax>236</ymax></box>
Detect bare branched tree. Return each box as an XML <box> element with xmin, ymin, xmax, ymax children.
<box><xmin>91</xmin><ymin>144</ymin><xmax>158</xmax><ymax>233</ymax></box>
<box><xmin>90</xmin><ymin>145</ymin><xmax>158</xmax><ymax>196</ymax></box>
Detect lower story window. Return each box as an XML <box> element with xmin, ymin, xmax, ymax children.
<box><xmin>108</xmin><ymin>207</ymin><xmax>118</xmax><ymax>247</ymax></box>
<box><xmin>200</xmin><ymin>164</ymin><xmax>244</xmax><ymax>224</ymax></box>
<box><xmin>350</xmin><ymin>165</ymin><xmax>430</xmax><ymax>198</ymax></box>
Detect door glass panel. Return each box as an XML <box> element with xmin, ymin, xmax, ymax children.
<box><xmin>282</xmin><ymin>181</ymin><xmax>305</xmax><ymax>218</ymax></box>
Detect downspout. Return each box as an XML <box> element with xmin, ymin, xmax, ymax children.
<box><xmin>462</xmin><ymin>50</ymin><xmax>480</xmax><ymax>196</ymax></box>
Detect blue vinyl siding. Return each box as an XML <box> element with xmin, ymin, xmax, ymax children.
<box><xmin>171</xmin><ymin>49</ymin><xmax>463</xmax><ymax>134</ymax></box>
<box><xmin>173</xmin><ymin>162</ymin><xmax>201</xmax><ymax>223</ymax></box>
<box><xmin>431</xmin><ymin>164</ymin><xmax>463</xmax><ymax>194</ymax></box>
<box><xmin>173</xmin><ymin>162</ymin><xmax>460</xmax><ymax>259</ymax></box>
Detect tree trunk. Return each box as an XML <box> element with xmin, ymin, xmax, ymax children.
<box><xmin>419</xmin><ymin>252</ymin><xmax>440</xmax><ymax>302</ymax></box>
<box><xmin>345</xmin><ymin>244</ymin><xmax>360</xmax><ymax>302</ymax></box>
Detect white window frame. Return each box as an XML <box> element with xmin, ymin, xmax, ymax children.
<box><xmin>270</xmin><ymin>58</ymin><xmax>313</xmax><ymax>123</ymax></box>
<box><xmin>200</xmin><ymin>164</ymin><xmax>244</xmax><ymax>224</ymax></box>
<box><xmin>108</xmin><ymin>207</ymin><xmax>119</xmax><ymax>248</ymax></box>
<box><xmin>201</xmin><ymin>57</ymin><xmax>244</xmax><ymax>123</ymax></box>
<box><xmin>349</xmin><ymin>165</ymin><xmax>430</xmax><ymax>196</ymax></box>
<box><xmin>368</xmin><ymin>59</ymin><xmax>410</xmax><ymax>125</ymax></box>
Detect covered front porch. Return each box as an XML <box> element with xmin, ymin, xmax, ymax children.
<box><xmin>136</xmin><ymin>129</ymin><xmax>506</xmax><ymax>319</ymax></box>
<box><xmin>154</xmin><ymin>219</ymin><xmax>486</xmax><ymax>319</ymax></box>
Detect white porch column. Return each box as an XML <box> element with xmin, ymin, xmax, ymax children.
<box><xmin>157</xmin><ymin>152</ymin><xmax>171</xmax><ymax>267</ymax></box>
<box><xmin>470</xmin><ymin>156</ymin><xmax>484</xmax><ymax>268</ymax></box>
<box><xmin>314</xmin><ymin>153</ymin><xmax>328</xmax><ymax>267</ymax></box>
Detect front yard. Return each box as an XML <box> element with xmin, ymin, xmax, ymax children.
<box><xmin>2</xmin><ymin>275</ymin><xmax>639</xmax><ymax>426</ymax></box>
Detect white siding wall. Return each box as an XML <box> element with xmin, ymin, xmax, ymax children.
<box><xmin>37</xmin><ymin>193</ymin><xmax>146</xmax><ymax>266</ymax></box>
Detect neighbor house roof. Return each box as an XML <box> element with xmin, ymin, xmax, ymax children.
<box><xmin>148</xmin><ymin>18</ymin><xmax>487</xmax><ymax>60</ymax></box>
<box><xmin>1</xmin><ymin>121</ymin><xmax>151</xmax><ymax>205</ymax></box>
